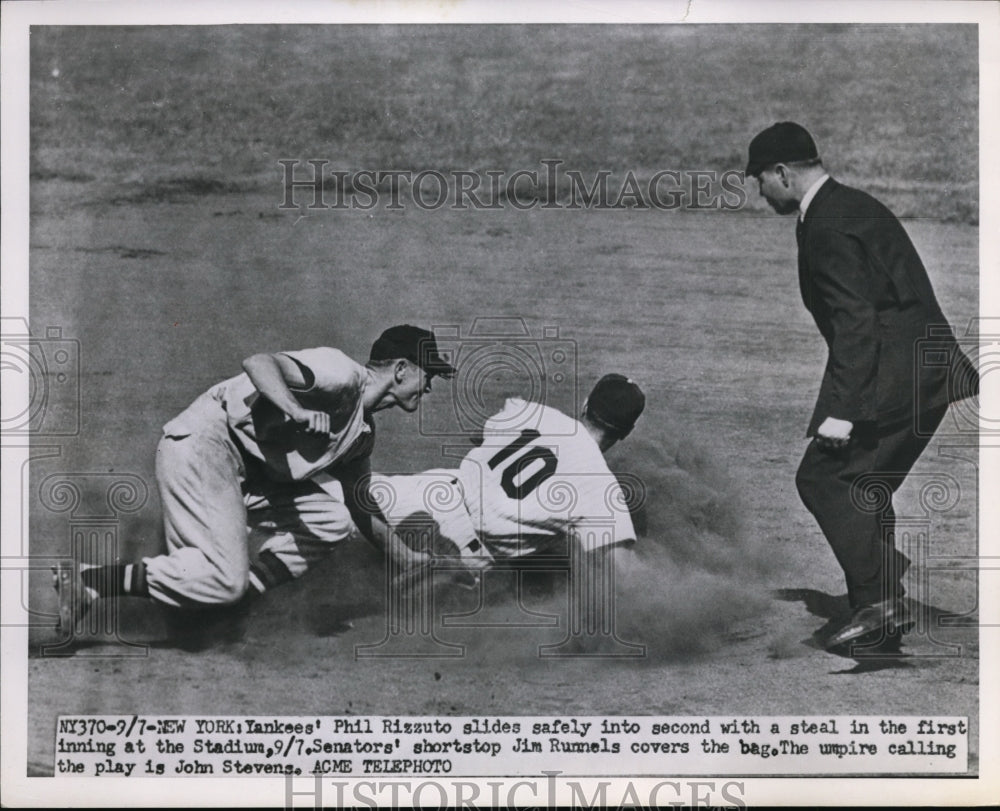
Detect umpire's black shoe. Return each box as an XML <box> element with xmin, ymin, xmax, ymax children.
<box><xmin>824</xmin><ymin>598</ymin><xmax>913</xmax><ymax>651</ymax></box>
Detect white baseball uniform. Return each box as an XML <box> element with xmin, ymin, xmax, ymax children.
<box><xmin>145</xmin><ymin>347</ymin><xmax>372</xmax><ymax>607</ymax></box>
<box><xmin>372</xmin><ymin>397</ymin><xmax>636</xmax><ymax>562</ymax></box>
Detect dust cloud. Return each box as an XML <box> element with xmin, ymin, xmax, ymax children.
<box><xmin>427</xmin><ymin>418</ymin><xmax>774</xmax><ymax>664</ymax></box>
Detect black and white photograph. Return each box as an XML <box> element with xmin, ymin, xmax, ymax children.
<box><xmin>2</xmin><ymin>0</ymin><xmax>997</xmax><ymax>807</ymax></box>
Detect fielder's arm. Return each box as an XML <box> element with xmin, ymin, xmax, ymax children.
<box><xmin>339</xmin><ymin>459</ymin><xmax>429</xmax><ymax>570</ymax></box>
<box><xmin>242</xmin><ymin>351</ymin><xmax>333</xmax><ymax>434</ymax></box>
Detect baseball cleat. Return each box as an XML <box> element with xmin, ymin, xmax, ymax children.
<box><xmin>824</xmin><ymin>598</ymin><xmax>913</xmax><ymax>651</ymax></box>
<box><xmin>52</xmin><ymin>561</ymin><xmax>95</xmax><ymax>633</ymax></box>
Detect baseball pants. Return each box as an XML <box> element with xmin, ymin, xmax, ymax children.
<box><xmin>145</xmin><ymin>414</ymin><xmax>354</xmax><ymax>608</ymax></box>
<box><xmin>794</xmin><ymin>405</ymin><xmax>948</xmax><ymax>608</ymax></box>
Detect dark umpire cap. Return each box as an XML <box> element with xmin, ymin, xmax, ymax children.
<box><xmin>369</xmin><ymin>325</ymin><xmax>456</xmax><ymax>378</ymax></box>
<box><xmin>586</xmin><ymin>374</ymin><xmax>645</xmax><ymax>438</ymax></box>
<box><xmin>745</xmin><ymin>121</ymin><xmax>819</xmax><ymax>178</ymax></box>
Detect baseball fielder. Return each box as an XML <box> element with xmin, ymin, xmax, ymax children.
<box><xmin>54</xmin><ymin>325</ymin><xmax>455</xmax><ymax>630</ymax></box>
<box><xmin>369</xmin><ymin>374</ymin><xmax>646</xmax><ymax>583</ymax></box>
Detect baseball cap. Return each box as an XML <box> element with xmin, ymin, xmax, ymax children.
<box><xmin>585</xmin><ymin>374</ymin><xmax>645</xmax><ymax>438</ymax></box>
<box><xmin>369</xmin><ymin>324</ymin><xmax>456</xmax><ymax>379</ymax></box>
<box><xmin>745</xmin><ymin>121</ymin><xmax>819</xmax><ymax>178</ymax></box>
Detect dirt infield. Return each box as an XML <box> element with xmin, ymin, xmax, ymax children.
<box><xmin>26</xmin><ymin>193</ymin><xmax>979</xmax><ymax>774</ymax></box>
<box><xmin>23</xmin><ymin>25</ymin><xmax>980</xmax><ymax>777</ymax></box>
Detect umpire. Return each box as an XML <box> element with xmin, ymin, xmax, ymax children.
<box><xmin>745</xmin><ymin>122</ymin><xmax>978</xmax><ymax>649</ymax></box>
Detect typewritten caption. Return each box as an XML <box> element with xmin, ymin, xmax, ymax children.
<box><xmin>51</xmin><ymin>715</ymin><xmax>968</xmax><ymax>776</ymax></box>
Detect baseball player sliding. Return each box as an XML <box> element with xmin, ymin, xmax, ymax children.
<box><xmin>368</xmin><ymin>374</ymin><xmax>646</xmax><ymax>601</ymax></box>
<box><xmin>53</xmin><ymin>325</ymin><xmax>455</xmax><ymax>630</ymax></box>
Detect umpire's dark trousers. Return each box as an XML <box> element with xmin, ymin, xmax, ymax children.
<box><xmin>795</xmin><ymin>406</ymin><xmax>948</xmax><ymax>609</ymax></box>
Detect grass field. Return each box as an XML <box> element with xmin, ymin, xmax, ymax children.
<box><xmin>24</xmin><ymin>24</ymin><xmax>981</xmax><ymax>779</ymax></box>
<box><xmin>30</xmin><ymin>25</ymin><xmax>977</xmax><ymax>220</ymax></box>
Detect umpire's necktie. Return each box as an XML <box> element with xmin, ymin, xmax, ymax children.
<box><xmin>796</xmin><ymin>215</ymin><xmax>811</xmax><ymax>309</ymax></box>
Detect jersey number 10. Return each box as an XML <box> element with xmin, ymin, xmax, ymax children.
<box><xmin>487</xmin><ymin>429</ymin><xmax>558</xmax><ymax>500</ymax></box>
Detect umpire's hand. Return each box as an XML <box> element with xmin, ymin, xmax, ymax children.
<box><xmin>815</xmin><ymin>416</ymin><xmax>853</xmax><ymax>450</ymax></box>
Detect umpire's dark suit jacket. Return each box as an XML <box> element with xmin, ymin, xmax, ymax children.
<box><xmin>798</xmin><ymin>178</ymin><xmax>978</xmax><ymax>436</ymax></box>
